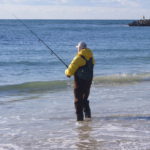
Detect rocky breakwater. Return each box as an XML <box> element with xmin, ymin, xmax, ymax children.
<box><xmin>128</xmin><ymin>19</ymin><xmax>150</xmax><ymax>26</ymax></box>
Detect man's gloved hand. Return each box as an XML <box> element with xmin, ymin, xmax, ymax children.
<box><xmin>65</xmin><ymin>69</ymin><xmax>71</xmax><ymax>78</ymax></box>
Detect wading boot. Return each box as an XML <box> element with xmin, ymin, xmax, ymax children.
<box><xmin>74</xmin><ymin>101</ymin><xmax>84</xmax><ymax>121</ymax></box>
<box><xmin>83</xmin><ymin>100</ymin><xmax>91</xmax><ymax>119</ymax></box>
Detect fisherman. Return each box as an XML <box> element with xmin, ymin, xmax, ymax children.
<box><xmin>65</xmin><ymin>42</ymin><xmax>95</xmax><ymax>121</ymax></box>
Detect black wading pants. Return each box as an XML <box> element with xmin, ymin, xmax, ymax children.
<box><xmin>74</xmin><ymin>75</ymin><xmax>92</xmax><ymax>121</ymax></box>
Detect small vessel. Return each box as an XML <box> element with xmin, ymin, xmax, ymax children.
<box><xmin>128</xmin><ymin>16</ymin><xmax>150</xmax><ymax>26</ymax></box>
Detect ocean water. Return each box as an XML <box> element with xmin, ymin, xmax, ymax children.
<box><xmin>0</xmin><ymin>20</ymin><xmax>150</xmax><ymax>150</ymax></box>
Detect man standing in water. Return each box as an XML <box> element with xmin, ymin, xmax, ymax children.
<box><xmin>65</xmin><ymin>42</ymin><xmax>95</xmax><ymax>121</ymax></box>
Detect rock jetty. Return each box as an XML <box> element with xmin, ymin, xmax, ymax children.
<box><xmin>128</xmin><ymin>19</ymin><xmax>150</xmax><ymax>26</ymax></box>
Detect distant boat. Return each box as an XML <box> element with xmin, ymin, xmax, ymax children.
<box><xmin>128</xmin><ymin>17</ymin><xmax>150</xmax><ymax>26</ymax></box>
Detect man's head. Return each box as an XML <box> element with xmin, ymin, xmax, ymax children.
<box><xmin>76</xmin><ymin>42</ymin><xmax>87</xmax><ymax>52</ymax></box>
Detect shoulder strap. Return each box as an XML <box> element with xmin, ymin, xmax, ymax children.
<box><xmin>80</xmin><ymin>55</ymin><xmax>87</xmax><ymax>62</ymax></box>
<box><xmin>80</xmin><ymin>55</ymin><xmax>93</xmax><ymax>63</ymax></box>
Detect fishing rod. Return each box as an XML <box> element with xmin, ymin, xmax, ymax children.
<box><xmin>13</xmin><ymin>15</ymin><xmax>68</xmax><ymax>68</ymax></box>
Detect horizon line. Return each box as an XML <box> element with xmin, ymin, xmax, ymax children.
<box><xmin>0</xmin><ymin>18</ymin><xmax>137</xmax><ymax>20</ymax></box>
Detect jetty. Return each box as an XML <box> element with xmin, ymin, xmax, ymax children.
<box><xmin>128</xmin><ymin>17</ymin><xmax>150</xmax><ymax>26</ymax></box>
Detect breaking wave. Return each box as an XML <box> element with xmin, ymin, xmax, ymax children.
<box><xmin>93</xmin><ymin>73</ymin><xmax>150</xmax><ymax>84</ymax></box>
<box><xmin>0</xmin><ymin>80</ymin><xmax>69</xmax><ymax>94</ymax></box>
<box><xmin>0</xmin><ymin>73</ymin><xmax>150</xmax><ymax>94</ymax></box>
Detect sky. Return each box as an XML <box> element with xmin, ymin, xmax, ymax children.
<box><xmin>0</xmin><ymin>0</ymin><xmax>150</xmax><ymax>19</ymax></box>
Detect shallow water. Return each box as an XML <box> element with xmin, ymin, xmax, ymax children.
<box><xmin>0</xmin><ymin>81</ymin><xmax>150</xmax><ymax>150</ymax></box>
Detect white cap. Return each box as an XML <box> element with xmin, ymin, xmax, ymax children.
<box><xmin>76</xmin><ymin>41</ymin><xmax>87</xmax><ymax>49</ymax></box>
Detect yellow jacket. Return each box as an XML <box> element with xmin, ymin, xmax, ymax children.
<box><xmin>65</xmin><ymin>48</ymin><xmax>95</xmax><ymax>77</ymax></box>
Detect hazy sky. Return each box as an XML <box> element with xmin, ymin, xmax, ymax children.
<box><xmin>0</xmin><ymin>0</ymin><xmax>150</xmax><ymax>19</ymax></box>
